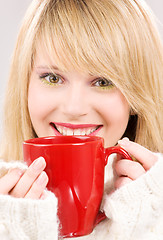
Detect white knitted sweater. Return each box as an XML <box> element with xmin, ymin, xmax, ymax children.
<box><xmin>0</xmin><ymin>153</ymin><xmax>163</xmax><ymax>240</ymax></box>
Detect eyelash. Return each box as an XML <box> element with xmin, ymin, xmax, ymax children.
<box><xmin>39</xmin><ymin>73</ymin><xmax>115</xmax><ymax>90</ymax></box>
<box><xmin>91</xmin><ymin>78</ymin><xmax>115</xmax><ymax>90</ymax></box>
<box><xmin>39</xmin><ymin>73</ymin><xmax>64</xmax><ymax>86</ymax></box>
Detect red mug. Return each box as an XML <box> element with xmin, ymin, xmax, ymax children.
<box><xmin>23</xmin><ymin>136</ymin><xmax>132</xmax><ymax>238</ymax></box>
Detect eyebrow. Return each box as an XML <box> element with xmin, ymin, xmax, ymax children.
<box><xmin>35</xmin><ymin>65</ymin><xmax>60</xmax><ymax>70</ymax></box>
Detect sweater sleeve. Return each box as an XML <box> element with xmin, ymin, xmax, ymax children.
<box><xmin>0</xmin><ymin>160</ymin><xmax>59</xmax><ymax>240</ymax></box>
<box><xmin>102</xmin><ymin>153</ymin><xmax>163</xmax><ymax>240</ymax></box>
<box><xmin>0</xmin><ymin>192</ymin><xmax>59</xmax><ymax>240</ymax></box>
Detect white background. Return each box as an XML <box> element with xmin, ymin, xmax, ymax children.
<box><xmin>0</xmin><ymin>0</ymin><xmax>163</xmax><ymax>137</ymax></box>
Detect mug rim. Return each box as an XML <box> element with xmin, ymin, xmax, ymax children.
<box><xmin>23</xmin><ymin>135</ymin><xmax>104</xmax><ymax>146</ymax></box>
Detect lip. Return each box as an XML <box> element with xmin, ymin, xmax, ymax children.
<box><xmin>51</xmin><ymin>122</ymin><xmax>101</xmax><ymax>129</ymax></box>
<box><xmin>50</xmin><ymin>122</ymin><xmax>103</xmax><ymax>136</ymax></box>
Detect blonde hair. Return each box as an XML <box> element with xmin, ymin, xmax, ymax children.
<box><xmin>1</xmin><ymin>0</ymin><xmax>163</xmax><ymax>160</ymax></box>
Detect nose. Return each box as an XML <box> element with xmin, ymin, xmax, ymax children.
<box><xmin>61</xmin><ymin>84</ymin><xmax>89</xmax><ymax>119</ymax></box>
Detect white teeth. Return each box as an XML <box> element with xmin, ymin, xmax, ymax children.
<box><xmin>55</xmin><ymin>124</ymin><xmax>99</xmax><ymax>136</ymax></box>
<box><xmin>73</xmin><ymin>129</ymin><xmax>81</xmax><ymax>135</ymax></box>
<box><xmin>86</xmin><ymin>128</ymin><xmax>91</xmax><ymax>135</ymax></box>
<box><xmin>67</xmin><ymin>129</ymin><xmax>74</xmax><ymax>136</ymax></box>
<box><xmin>90</xmin><ymin>127</ymin><xmax>97</xmax><ymax>134</ymax></box>
<box><xmin>80</xmin><ymin>129</ymin><xmax>85</xmax><ymax>135</ymax></box>
<box><xmin>62</xmin><ymin>127</ymin><xmax>67</xmax><ymax>136</ymax></box>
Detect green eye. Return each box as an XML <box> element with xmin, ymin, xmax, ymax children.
<box><xmin>93</xmin><ymin>78</ymin><xmax>114</xmax><ymax>90</ymax></box>
<box><xmin>40</xmin><ymin>73</ymin><xmax>63</xmax><ymax>86</ymax></box>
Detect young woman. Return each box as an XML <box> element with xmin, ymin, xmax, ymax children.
<box><xmin>0</xmin><ymin>0</ymin><xmax>162</xmax><ymax>239</ymax></box>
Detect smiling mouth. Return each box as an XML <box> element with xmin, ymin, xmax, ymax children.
<box><xmin>50</xmin><ymin>122</ymin><xmax>103</xmax><ymax>136</ymax></box>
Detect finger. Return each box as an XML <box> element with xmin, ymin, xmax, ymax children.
<box><xmin>115</xmin><ymin>176</ymin><xmax>132</xmax><ymax>189</ymax></box>
<box><xmin>118</xmin><ymin>138</ymin><xmax>158</xmax><ymax>170</ymax></box>
<box><xmin>25</xmin><ymin>171</ymin><xmax>48</xmax><ymax>199</ymax></box>
<box><xmin>0</xmin><ymin>169</ymin><xmax>24</xmax><ymax>194</ymax></box>
<box><xmin>10</xmin><ymin>157</ymin><xmax>46</xmax><ymax>198</ymax></box>
<box><xmin>115</xmin><ymin>159</ymin><xmax>146</xmax><ymax>180</ymax></box>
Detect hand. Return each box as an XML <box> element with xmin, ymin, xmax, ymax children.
<box><xmin>0</xmin><ymin>157</ymin><xmax>48</xmax><ymax>199</ymax></box>
<box><xmin>114</xmin><ymin>138</ymin><xmax>158</xmax><ymax>189</ymax></box>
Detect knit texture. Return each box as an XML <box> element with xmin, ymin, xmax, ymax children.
<box><xmin>0</xmin><ymin>153</ymin><xmax>162</xmax><ymax>240</ymax></box>
<box><xmin>0</xmin><ymin>160</ymin><xmax>28</xmax><ymax>178</ymax></box>
<box><xmin>103</xmin><ymin>153</ymin><xmax>163</xmax><ymax>240</ymax></box>
<box><xmin>0</xmin><ymin>192</ymin><xmax>58</xmax><ymax>240</ymax></box>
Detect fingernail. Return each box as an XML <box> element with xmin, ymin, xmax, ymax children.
<box><xmin>36</xmin><ymin>172</ymin><xmax>48</xmax><ymax>185</ymax></box>
<box><xmin>31</xmin><ymin>157</ymin><xmax>45</xmax><ymax>170</ymax></box>
<box><xmin>118</xmin><ymin>137</ymin><xmax>130</xmax><ymax>147</ymax></box>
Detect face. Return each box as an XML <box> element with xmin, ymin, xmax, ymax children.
<box><xmin>28</xmin><ymin>45</ymin><xmax>130</xmax><ymax>147</ymax></box>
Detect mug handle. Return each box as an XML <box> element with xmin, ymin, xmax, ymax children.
<box><xmin>104</xmin><ymin>145</ymin><xmax>132</xmax><ymax>165</ymax></box>
<box><xmin>94</xmin><ymin>146</ymin><xmax>132</xmax><ymax>226</ymax></box>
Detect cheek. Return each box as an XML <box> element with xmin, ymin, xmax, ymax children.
<box><xmin>28</xmin><ymin>81</ymin><xmax>54</xmax><ymax>125</ymax></box>
<box><xmin>108</xmin><ymin>101</ymin><xmax>129</xmax><ymax>125</ymax></box>
<box><xmin>97</xmin><ymin>91</ymin><xmax>130</xmax><ymax>146</ymax></box>
<box><xmin>100</xmin><ymin>92</ymin><xmax>130</xmax><ymax>125</ymax></box>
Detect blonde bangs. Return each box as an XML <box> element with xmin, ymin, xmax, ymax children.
<box><xmin>34</xmin><ymin>0</ymin><xmax>125</xmax><ymax>81</ymax></box>
<box><xmin>33</xmin><ymin>0</ymin><xmax>162</xmax><ymax>94</ymax></box>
